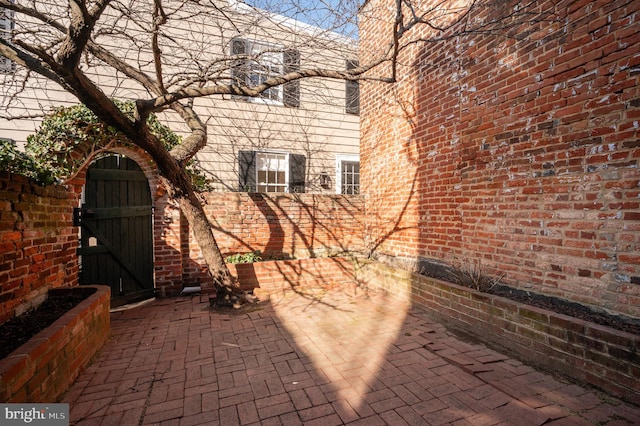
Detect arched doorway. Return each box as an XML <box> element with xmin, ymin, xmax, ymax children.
<box><xmin>77</xmin><ymin>154</ymin><xmax>154</xmax><ymax>306</ymax></box>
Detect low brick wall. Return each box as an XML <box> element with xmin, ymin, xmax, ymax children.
<box><xmin>360</xmin><ymin>261</ymin><xmax>640</xmax><ymax>406</ymax></box>
<box><xmin>178</xmin><ymin>192</ymin><xmax>367</xmax><ymax>294</ymax></box>
<box><xmin>205</xmin><ymin>193</ymin><xmax>366</xmax><ymax>260</ymax></box>
<box><xmin>0</xmin><ymin>285</ymin><xmax>111</xmax><ymax>402</ymax></box>
<box><xmin>0</xmin><ymin>172</ymin><xmax>81</xmax><ymax>324</ymax></box>
<box><xmin>229</xmin><ymin>257</ymin><xmax>363</xmax><ymax>294</ymax></box>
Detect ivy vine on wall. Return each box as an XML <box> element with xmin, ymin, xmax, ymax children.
<box><xmin>0</xmin><ymin>101</ymin><xmax>211</xmax><ymax>190</ymax></box>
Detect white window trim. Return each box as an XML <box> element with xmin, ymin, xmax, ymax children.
<box><xmin>247</xmin><ymin>96</ymin><xmax>283</xmax><ymax>107</ymax></box>
<box><xmin>335</xmin><ymin>154</ymin><xmax>359</xmax><ymax>195</ymax></box>
<box><xmin>256</xmin><ymin>150</ymin><xmax>290</xmax><ymax>193</ymax></box>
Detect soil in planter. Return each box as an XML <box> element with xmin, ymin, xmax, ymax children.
<box><xmin>416</xmin><ymin>261</ymin><xmax>640</xmax><ymax>336</ymax></box>
<box><xmin>490</xmin><ymin>285</ymin><xmax>640</xmax><ymax>336</ymax></box>
<box><xmin>0</xmin><ymin>292</ymin><xmax>89</xmax><ymax>359</ymax></box>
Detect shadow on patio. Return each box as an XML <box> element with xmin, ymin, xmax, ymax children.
<box><xmin>62</xmin><ymin>288</ymin><xmax>640</xmax><ymax>425</ymax></box>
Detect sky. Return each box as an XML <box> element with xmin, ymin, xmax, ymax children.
<box><xmin>246</xmin><ymin>0</ymin><xmax>360</xmax><ymax>37</ymax></box>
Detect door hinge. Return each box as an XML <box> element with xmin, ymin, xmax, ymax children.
<box><xmin>73</xmin><ymin>208</ymin><xmax>95</xmax><ymax>226</ymax></box>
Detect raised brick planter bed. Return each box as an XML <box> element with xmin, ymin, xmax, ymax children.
<box><xmin>0</xmin><ymin>285</ymin><xmax>110</xmax><ymax>402</ymax></box>
<box><xmin>360</xmin><ymin>261</ymin><xmax>640</xmax><ymax>405</ymax></box>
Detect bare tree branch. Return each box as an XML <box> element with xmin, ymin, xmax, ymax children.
<box><xmin>58</xmin><ymin>0</ymin><xmax>111</xmax><ymax>68</ymax></box>
<box><xmin>152</xmin><ymin>0</ymin><xmax>167</xmax><ymax>91</ymax></box>
<box><xmin>0</xmin><ymin>0</ymin><xmax>552</xmax><ymax>294</ymax></box>
<box><xmin>0</xmin><ymin>39</ymin><xmax>70</xmax><ymax>91</ymax></box>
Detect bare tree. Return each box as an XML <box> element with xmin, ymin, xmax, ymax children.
<box><xmin>0</xmin><ymin>0</ymin><xmax>548</xmax><ymax>295</ymax></box>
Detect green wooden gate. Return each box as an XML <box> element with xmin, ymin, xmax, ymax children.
<box><xmin>77</xmin><ymin>155</ymin><xmax>154</xmax><ymax>306</ymax></box>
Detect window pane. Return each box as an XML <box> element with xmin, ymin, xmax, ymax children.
<box><xmin>247</xmin><ymin>42</ymin><xmax>284</xmax><ymax>102</ymax></box>
<box><xmin>340</xmin><ymin>161</ymin><xmax>360</xmax><ymax>195</ymax></box>
<box><xmin>256</xmin><ymin>152</ymin><xmax>288</xmax><ymax>193</ymax></box>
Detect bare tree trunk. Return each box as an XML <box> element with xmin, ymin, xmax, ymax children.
<box><xmin>177</xmin><ymin>189</ymin><xmax>236</xmax><ymax>289</ymax></box>
<box><xmin>134</xmin><ymin>127</ymin><xmax>238</xmax><ymax>300</ymax></box>
<box><xmin>64</xmin><ymin>71</ymin><xmax>237</xmax><ymax>298</ymax></box>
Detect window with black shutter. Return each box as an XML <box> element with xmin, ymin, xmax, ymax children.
<box><xmin>238</xmin><ymin>150</ymin><xmax>256</xmax><ymax>192</ymax></box>
<box><xmin>237</xmin><ymin>150</ymin><xmax>305</xmax><ymax>193</ymax></box>
<box><xmin>345</xmin><ymin>59</ymin><xmax>359</xmax><ymax>115</ymax></box>
<box><xmin>230</xmin><ymin>38</ymin><xmax>248</xmax><ymax>87</ymax></box>
<box><xmin>0</xmin><ymin>7</ymin><xmax>15</xmax><ymax>74</ymax></box>
<box><xmin>288</xmin><ymin>154</ymin><xmax>306</xmax><ymax>193</ymax></box>
<box><xmin>229</xmin><ymin>38</ymin><xmax>299</xmax><ymax>106</ymax></box>
<box><xmin>283</xmin><ymin>49</ymin><xmax>300</xmax><ymax>108</ymax></box>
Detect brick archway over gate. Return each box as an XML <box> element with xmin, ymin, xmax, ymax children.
<box><xmin>68</xmin><ymin>144</ymin><xmax>187</xmax><ymax>298</ymax></box>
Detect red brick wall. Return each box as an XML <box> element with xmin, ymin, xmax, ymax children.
<box><xmin>0</xmin><ymin>145</ymin><xmax>185</xmax><ymax>310</ymax></box>
<box><xmin>0</xmin><ymin>172</ymin><xmax>81</xmax><ymax>323</ymax></box>
<box><xmin>1</xmin><ymin>165</ymin><xmax>365</xmax><ymax>307</ymax></box>
<box><xmin>181</xmin><ymin>192</ymin><xmax>366</xmax><ymax>290</ymax></box>
<box><xmin>228</xmin><ymin>257</ymin><xmax>363</xmax><ymax>293</ymax></box>
<box><xmin>360</xmin><ymin>0</ymin><xmax>640</xmax><ymax>317</ymax></box>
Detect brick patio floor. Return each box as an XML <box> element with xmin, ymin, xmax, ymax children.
<box><xmin>63</xmin><ymin>288</ymin><xmax>640</xmax><ymax>425</ymax></box>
